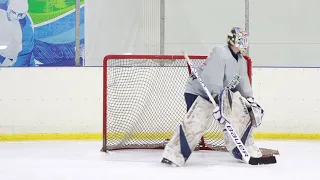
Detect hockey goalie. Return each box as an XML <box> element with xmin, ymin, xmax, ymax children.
<box><xmin>161</xmin><ymin>27</ymin><xmax>276</xmax><ymax>167</ymax></box>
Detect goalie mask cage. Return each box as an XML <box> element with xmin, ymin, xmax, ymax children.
<box><xmin>102</xmin><ymin>54</ymin><xmax>252</xmax><ymax>152</ymax></box>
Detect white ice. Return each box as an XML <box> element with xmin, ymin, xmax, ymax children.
<box><xmin>0</xmin><ymin>140</ymin><xmax>319</xmax><ymax>180</ymax></box>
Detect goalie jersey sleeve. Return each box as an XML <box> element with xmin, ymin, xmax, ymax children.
<box><xmin>185</xmin><ymin>45</ymin><xmax>253</xmax><ymax>100</ymax></box>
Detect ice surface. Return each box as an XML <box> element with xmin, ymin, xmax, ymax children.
<box><xmin>0</xmin><ymin>140</ymin><xmax>319</xmax><ymax>180</ymax></box>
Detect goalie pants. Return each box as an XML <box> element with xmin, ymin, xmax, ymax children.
<box><xmin>185</xmin><ymin>93</ymin><xmax>204</xmax><ymax>111</ymax></box>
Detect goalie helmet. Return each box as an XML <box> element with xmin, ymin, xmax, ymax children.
<box><xmin>227</xmin><ymin>27</ymin><xmax>249</xmax><ymax>54</ymax></box>
<box><xmin>7</xmin><ymin>0</ymin><xmax>29</xmax><ymax>21</ymax></box>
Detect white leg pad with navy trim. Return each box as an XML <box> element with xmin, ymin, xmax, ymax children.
<box><xmin>219</xmin><ymin>89</ymin><xmax>262</xmax><ymax>159</ymax></box>
<box><xmin>162</xmin><ymin>96</ymin><xmax>216</xmax><ymax>166</ymax></box>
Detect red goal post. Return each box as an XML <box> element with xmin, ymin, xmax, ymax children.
<box><xmin>102</xmin><ymin>54</ymin><xmax>252</xmax><ymax>152</ymax></box>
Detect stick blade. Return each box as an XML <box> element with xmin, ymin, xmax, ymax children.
<box><xmin>249</xmin><ymin>156</ymin><xmax>277</xmax><ymax>165</ymax></box>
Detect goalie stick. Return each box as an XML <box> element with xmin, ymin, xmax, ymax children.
<box><xmin>183</xmin><ymin>52</ymin><xmax>276</xmax><ymax>165</ymax></box>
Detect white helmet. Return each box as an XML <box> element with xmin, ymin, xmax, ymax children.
<box><xmin>7</xmin><ymin>0</ymin><xmax>29</xmax><ymax>21</ymax></box>
<box><xmin>227</xmin><ymin>27</ymin><xmax>249</xmax><ymax>54</ymax></box>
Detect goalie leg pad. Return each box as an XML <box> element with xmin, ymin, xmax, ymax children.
<box><xmin>162</xmin><ymin>95</ymin><xmax>215</xmax><ymax>166</ymax></box>
<box><xmin>244</xmin><ymin>126</ymin><xmax>262</xmax><ymax>158</ymax></box>
<box><xmin>224</xmin><ymin>123</ymin><xmax>262</xmax><ymax>159</ymax></box>
<box><xmin>220</xmin><ymin>89</ymin><xmax>262</xmax><ymax>159</ymax></box>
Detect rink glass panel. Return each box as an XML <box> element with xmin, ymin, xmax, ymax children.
<box><xmin>102</xmin><ymin>55</ymin><xmax>252</xmax><ymax>151</ymax></box>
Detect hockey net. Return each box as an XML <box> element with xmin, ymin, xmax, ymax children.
<box><xmin>102</xmin><ymin>54</ymin><xmax>254</xmax><ymax>152</ymax></box>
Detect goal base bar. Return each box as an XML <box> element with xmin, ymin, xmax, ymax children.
<box><xmin>101</xmin><ymin>143</ymin><xmax>280</xmax><ymax>156</ymax></box>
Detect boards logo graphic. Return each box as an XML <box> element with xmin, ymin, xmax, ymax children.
<box><xmin>0</xmin><ymin>0</ymin><xmax>85</xmax><ymax>67</ymax></box>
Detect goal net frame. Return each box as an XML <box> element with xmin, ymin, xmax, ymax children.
<box><xmin>101</xmin><ymin>54</ymin><xmax>252</xmax><ymax>152</ymax></box>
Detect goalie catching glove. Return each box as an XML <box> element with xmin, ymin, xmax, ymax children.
<box><xmin>244</xmin><ymin>97</ymin><xmax>264</xmax><ymax>127</ymax></box>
